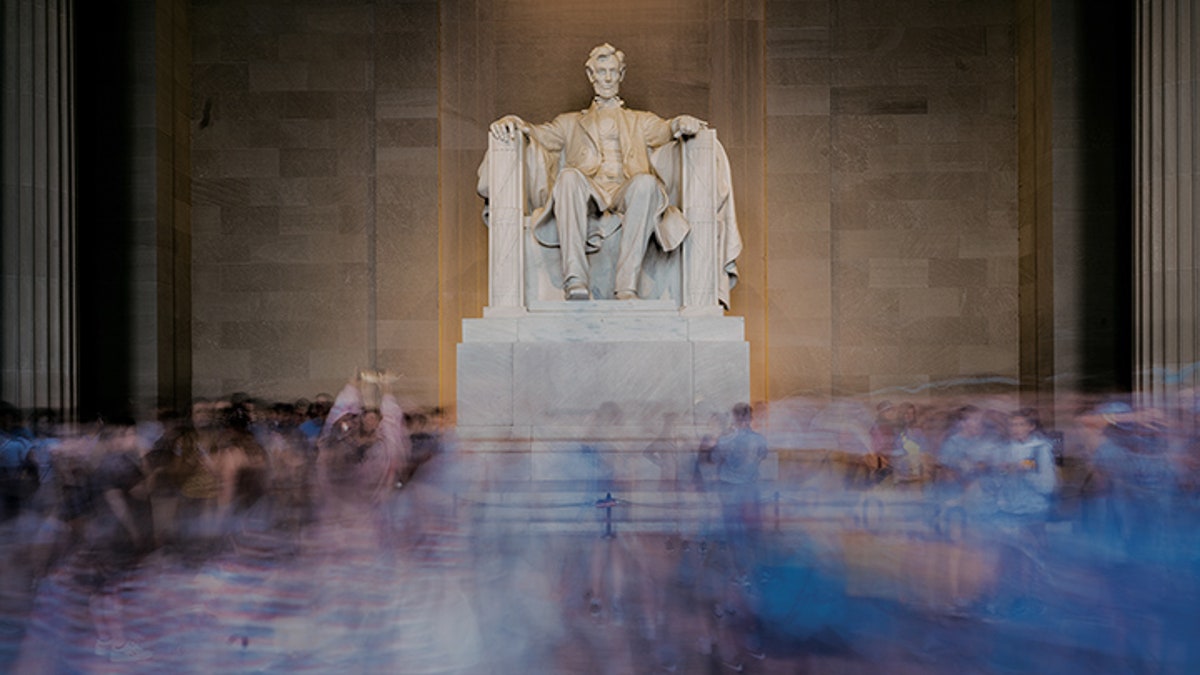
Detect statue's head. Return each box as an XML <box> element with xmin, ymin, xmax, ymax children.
<box><xmin>585</xmin><ymin>43</ymin><xmax>625</xmax><ymax>100</ymax></box>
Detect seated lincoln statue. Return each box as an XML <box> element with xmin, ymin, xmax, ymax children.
<box><xmin>477</xmin><ymin>43</ymin><xmax>742</xmax><ymax>307</ymax></box>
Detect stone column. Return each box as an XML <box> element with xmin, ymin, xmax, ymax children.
<box><xmin>1135</xmin><ymin>0</ymin><xmax>1200</xmax><ymax>409</ymax></box>
<box><xmin>1</xmin><ymin>0</ymin><xmax>76</xmax><ymax>416</ymax></box>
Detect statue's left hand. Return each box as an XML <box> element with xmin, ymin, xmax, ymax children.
<box><xmin>671</xmin><ymin>115</ymin><xmax>708</xmax><ymax>138</ymax></box>
<box><xmin>490</xmin><ymin>114</ymin><xmax>530</xmax><ymax>142</ymax></box>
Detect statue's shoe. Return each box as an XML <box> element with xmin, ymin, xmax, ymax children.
<box><xmin>615</xmin><ymin>290</ymin><xmax>638</xmax><ymax>300</ymax></box>
<box><xmin>565</xmin><ymin>283</ymin><xmax>591</xmax><ymax>300</ymax></box>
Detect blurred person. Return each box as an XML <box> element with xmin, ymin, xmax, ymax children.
<box><xmin>643</xmin><ymin>411</ymin><xmax>685</xmax><ymax>482</ymax></box>
<box><xmin>316</xmin><ymin>372</ymin><xmax>409</xmax><ymax>522</ymax></box>
<box><xmin>889</xmin><ymin>402</ymin><xmax>931</xmax><ymax>486</ymax></box>
<box><xmin>1088</xmin><ymin>401</ymin><xmax>1175</xmax><ymax>549</ymax></box>
<box><xmin>292</xmin><ymin>397</ymin><xmax>311</xmax><ymax>426</ymax></box>
<box><xmin>76</xmin><ymin>419</ymin><xmax>158</xmax><ymax>663</ymax></box>
<box><xmin>19</xmin><ymin>408</ymin><xmax>64</xmax><ymax>521</ymax></box>
<box><xmin>173</xmin><ymin>399</ymin><xmax>223</xmax><ymax>554</ymax></box>
<box><xmin>298</xmin><ymin>393</ymin><xmax>333</xmax><ymax>445</ymax></box>
<box><xmin>996</xmin><ymin>408</ymin><xmax>1058</xmax><ymax>518</ymax></box>
<box><xmin>262</xmin><ymin>401</ymin><xmax>316</xmax><ymax>531</ymax></box>
<box><xmin>244</xmin><ymin>396</ymin><xmax>274</xmax><ymax>451</ymax></box>
<box><xmin>141</xmin><ymin>409</ymin><xmax>191</xmax><ymax>549</ymax></box>
<box><xmin>0</xmin><ymin>401</ymin><xmax>35</xmax><ymax>520</ymax></box>
<box><xmin>1181</xmin><ymin>401</ymin><xmax>1200</xmax><ymax>495</ymax></box>
<box><xmin>210</xmin><ymin>401</ymin><xmax>270</xmax><ymax>539</ymax></box>
<box><xmin>24</xmin><ymin>419</ymin><xmax>96</xmax><ymax>582</ymax></box>
<box><xmin>135</xmin><ymin>407</ymin><xmax>170</xmax><ymax>455</ymax></box>
<box><xmin>851</xmin><ymin>400</ymin><xmax>898</xmax><ymax>487</ymax></box>
<box><xmin>711</xmin><ymin>402</ymin><xmax>768</xmax><ymax>585</ymax></box>
<box><xmin>694</xmin><ymin>411</ymin><xmax>728</xmax><ymax>488</ymax></box>
<box><xmin>264</xmin><ymin>401</ymin><xmax>297</xmax><ymax>437</ymax></box>
<box><xmin>937</xmin><ymin>405</ymin><xmax>1002</xmax><ymax>486</ymax></box>
<box><xmin>400</xmin><ymin>409</ymin><xmax>442</xmax><ymax>486</ymax></box>
<box><xmin>389</xmin><ymin>405</ymin><xmax>484</xmax><ymax>674</ymax></box>
<box><xmin>574</xmin><ymin>402</ymin><xmax>627</xmax><ymax>623</ymax></box>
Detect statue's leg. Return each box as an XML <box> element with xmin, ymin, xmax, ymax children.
<box><xmin>552</xmin><ymin>168</ymin><xmax>593</xmax><ymax>299</ymax></box>
<box><xmin>613</xmin><ymin>173</ymin><xmax>667</xmax><ymax>299</ymax></box>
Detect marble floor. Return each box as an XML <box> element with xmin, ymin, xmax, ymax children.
<box><xmin>0</xmin><ymin>477</ymin><xmax>1197</xmax><ymax>674</ymax></box>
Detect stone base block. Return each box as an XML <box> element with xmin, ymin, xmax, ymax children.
<box><xmin>458</xmin><ymin>309</ymin><xmax>749</xmax><ymax>430</ymax></box>
<box><xmin>456</xmin><ymin>307</ymin><xmax>752</xmax><ymax>482</ymax></box>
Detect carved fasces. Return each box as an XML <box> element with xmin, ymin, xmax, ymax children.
<box><xmin>682</xmin><ymin>129</ymin><xmax>719</xmax><ymax>312</ymax></box>
<box><xmin>486</xmin><ymin>133</ymin><xmax>525</xmax><ymax>312</ymax></box>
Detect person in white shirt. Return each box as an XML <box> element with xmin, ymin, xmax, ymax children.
<box><xmin>998</xmin><ymin>408</ymin><xmax>1058</xmax><ymax>516</ymax></box>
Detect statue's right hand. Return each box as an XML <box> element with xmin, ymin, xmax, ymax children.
<box><xmin>490</xmin><ymin>115</ymin><xmax>529</xmax><ymax>142</ymax></box>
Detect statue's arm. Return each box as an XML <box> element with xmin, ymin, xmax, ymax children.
<box><xmin>635</xmin><ymin>111</ymin><xmax>708</xmax><ymax>147</ymax></box>
<box><xmin>490</xmin><ymin>114</ymin><xmax>531</xmax><ymax>142</ymax></box>
<box><xmin>669</xmin><ymin>114</ymin><xmax>708</xmax><ymax>139</ymax></box>
<box><xmin>490</xmin><ymin>113</ymin><xmax>570</xmax><ymax>152</ymax></box>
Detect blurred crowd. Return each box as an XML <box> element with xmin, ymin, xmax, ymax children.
<box><xmin>0</xmin><ymin>386</ymin><xmax>1198</xmax><ymax>672</ymax></box>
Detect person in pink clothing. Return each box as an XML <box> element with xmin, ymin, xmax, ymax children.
<box><xmin>316</xmin><ymin>371</ymin><xmax>410</xmax><ymax>520</ymax></box>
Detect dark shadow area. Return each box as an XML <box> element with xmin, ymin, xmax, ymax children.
<box><xmin>74</xmin><ymin>2</ymin><xmax>139</xmax><ymax>421</ymax></box>
<box><xmin>1075</xmin><ymin>0</ymin><xmax>1134</xmax><ymax>392</ymax></box>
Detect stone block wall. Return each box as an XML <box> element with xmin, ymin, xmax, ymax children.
<box><xmin>766</xmin><ymin>0</ymin><xmax>1019</xmax><ymax>397</ymax></box>
<box><xmin>190</xmin><ymin>0</ymin><xmax>438</xmax><ymax>403</ymax></box>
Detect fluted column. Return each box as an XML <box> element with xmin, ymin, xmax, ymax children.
<box><xmin>1</xmin><ymin>0</ymin><xmax>76</xmax><ymax>416</ymax></box>
<box><xmin>1135</xmin><ymin>0</ymin><xmax>1199</xmax><ymax>410</ymax></box>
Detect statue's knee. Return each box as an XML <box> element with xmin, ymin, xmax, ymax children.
<box><xmin>623</xmin><ymin>173</ymin><xmax>664</xmax><ymax>203</ymax></box>
<box><xmin>554</xmin><ymin>168</ymin><xmax>589</xmax><ymax>194</ymax></box>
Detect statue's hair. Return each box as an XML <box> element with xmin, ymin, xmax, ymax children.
<box><xmin>585</xmin><ymin>43</ymin><xmax>625</xmax><ymax>72</ymax></box>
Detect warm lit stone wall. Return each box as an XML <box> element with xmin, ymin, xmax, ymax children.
<box><xmin>189</xmin><ymin>0</ymin><xmax>438</xmax><ymax>403</ymax></box>
<box><xmin>766</xmin><ymin>0</ymin><xmax>1019</xmax><ymax>397</ymax></box>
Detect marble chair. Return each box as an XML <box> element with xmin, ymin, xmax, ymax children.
<box><xmin>478</xmin><ymin>128</ymin><xmax>741</xmax><ymax>315</ymax></box>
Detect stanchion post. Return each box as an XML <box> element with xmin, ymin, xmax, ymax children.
<box><xmin>596</xmin><ymin>492</ymin><xmax>618</xmax><ymax>539</ymax></box>
<box><xmin>774</xmin><ymin>491</ymin><xmax>781</xmax><ymax>532</ymax></box>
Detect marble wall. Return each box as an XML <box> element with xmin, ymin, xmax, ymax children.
<box><xmin>766</xmin><ymin>0</ymin><xmax>1019</xmax><ymax>397</ymax></box>
<box><xmin>189</xmin><ymin>0</ymin><xmax>439</xmax><ymax>402</ymax></box>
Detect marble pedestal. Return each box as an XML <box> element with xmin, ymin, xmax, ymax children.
<box><xmin>456</xmin><ymin>300</ymin><xmax>750</xmax><ymax>482</ymax></box>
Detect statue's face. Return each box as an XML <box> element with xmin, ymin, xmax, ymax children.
<box><xmin>587</xmin><ymin>55</ymin><xmax>624</xmax><ymax>100</ymax></box>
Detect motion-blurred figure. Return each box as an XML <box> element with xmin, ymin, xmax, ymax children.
<box><xmin>0</xmin><ymin>402</ymin><xmax>35</xmax><ymax>521</ymax></box>
<box><xmin>997</xmin><ymin>408</ymin><xmax>1058</xmax><ymax>518</ymax></box>
<box><xmin>890</xmin><ymin>402</ymin><xmax>931</xmax><ymax>487</ymax></box>
<box><xmin>79</xmin><ymin>421</ymin><xmax>157</xmax><ymax>663</ymax></box>
<box><xmin>1089</xmin><ymin>401</ymin><xmax>1175</xmax><ymax>551</ymax></box>
<box><xmin>316</xmin><ymin>372</ymin><xmax>409</xmax><ymax>522</ymax></box>
<box><xmin>711</xmin><ymin>402</ymin><xmax>768</xmax><ymax>597</ymax></box>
